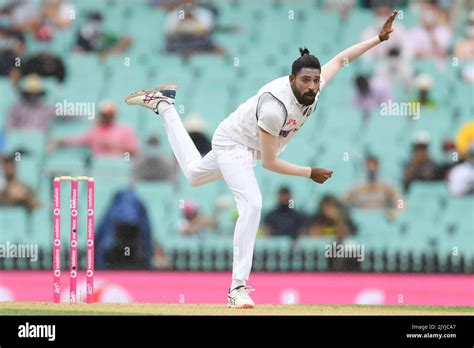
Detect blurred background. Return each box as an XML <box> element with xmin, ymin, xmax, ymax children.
<box><xmin>0</xmin><ymin>0</ymin><xmax>473</xmax><ymax>304</ymax></box>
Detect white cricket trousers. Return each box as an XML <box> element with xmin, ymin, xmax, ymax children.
<box><xmin>159</xmin><ymin>104</ymin><xmax>261</xmax><ymax>281</ymax></box>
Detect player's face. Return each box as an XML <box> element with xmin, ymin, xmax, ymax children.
<box><xmin>290</xmin><ymin>68</ymin><xmax>321</xmax><ymax>106</ymax></box>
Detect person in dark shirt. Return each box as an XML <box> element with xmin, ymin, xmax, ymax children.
<box><xmin>262</xmin><ymin>186</ymin><xmax>307</xmax><ymax>239</ymax></box>
<box><xmin>403</xmin><ymin>132</ymin><xmax>442</xmax><ymax>192</ymax></box>
<box><xmin>0</xmin><ymin>24</ymin><xmax>25</xmax><ymax>76</ymax></box>
<box><xmin>11</xmin><ymin>25</ymin><xmax>66</xmax><ymax>83</ymax></box>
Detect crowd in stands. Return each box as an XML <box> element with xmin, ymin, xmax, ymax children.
<box><xmin>0</xmin><ymin>0</ymin><xmax>472</xmax><ymax>270</ymax></box>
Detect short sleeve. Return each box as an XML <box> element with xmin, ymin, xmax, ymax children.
<box><xmin>256</xmin><ymin>93</ymin><xmax>287</xmax><ymax>137</ymax></box>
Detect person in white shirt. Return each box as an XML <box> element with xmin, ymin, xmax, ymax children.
<box><xmin>125</xmin><ymin>10</ymin><xmax>398</xmax><ymax>309</ymax></box>
<box><xmin>409</xmin><ymin>1</ymin><xmax>452</xmax><ymax>60</ymax></box>
<box><xmin>448</xmin><ymin>143</ymin><xmax>474</xmax><ymax>197</ymax></box>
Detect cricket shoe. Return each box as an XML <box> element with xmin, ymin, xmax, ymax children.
<box><xmin>227</xmin><ymin>286</ymin><xmax>255</xmax><ymax>309</ymax></box>
<box><xmin>124</xmin><ymin>84</ymin><xmax>176</xmax><ymax>114</ymax></box>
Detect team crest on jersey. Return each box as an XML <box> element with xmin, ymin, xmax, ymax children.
<box><xmin>286</xmin><ymin>119</ymin><xmax>298</xmax><ymax>126</ymax></box>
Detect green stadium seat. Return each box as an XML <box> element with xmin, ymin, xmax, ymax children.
<box><xmin>0</xmin><ymin>207</ymin><xmax>28</xmax><ymax>244</ymax></box>
<box><xmin>5</xmin><ymin>130</ymin><xmax>46</xmax><ymax>159</ymax></box>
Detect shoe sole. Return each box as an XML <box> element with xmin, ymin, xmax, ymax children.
<box><xmin>227</xmin><ymin>300</ymin><xmax>254</xmax><ymax>309</ymax></box>
<box><xmin>124</xmin><ymin>84</ymin><xmax>177</xmax><ymax>104</ymax></box>
<box><xmin>227</xmin><ymin>305</ymin><xmax>254</xmax><ymax>309</ymax></box>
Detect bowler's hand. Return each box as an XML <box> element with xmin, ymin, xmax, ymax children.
<box><xmin>379</xmin><ymin>10</ymin><xmax>398</xmax><ymax>42</ymax></box>
<box><xmin>310</xmin><ymin>168</ymin><xmax>333</xmax><ymax>184</ymax></box>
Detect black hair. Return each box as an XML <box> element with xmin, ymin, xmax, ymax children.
<box><xmin>279</xmin><ymin>186</ymin><xmax>291</xmax><ymax>195</ymax></box>
<box><xmin>291</xmin><ymin>47</ymin><xmax>321</xmax><ymax>75</ymax></box>
<box><xmin>366</xmin><ymin>155</ymin><xmax>379</xmax><ymax>164</ymax></box>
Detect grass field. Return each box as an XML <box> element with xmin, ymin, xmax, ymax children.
<box><xmin>0</xmin><ymin>302</ymin><xmax>472</xmax><ymax>316</ymax></box>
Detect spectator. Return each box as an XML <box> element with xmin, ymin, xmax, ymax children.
<box><xmin>5</xmin><ymin>1</ymin><xmax>41</xmax><ymax>33</ymax></box>
<box><xmin>7</xmin><ymin>74</ymin><xmax>55</xmax><ymax>131</ymax></box>
<box><xmin>165</xmin><ymin>0</ymin><xmax>224</xmax><ymax>58</ymax></box>
<box><xmin>134</xmin><ymin>135</ymin><xmax>177</xmax><ymax>183</ymax></box>
<box><xmin>410</xmin><ymin>74</ymin><xmax>437</xmax><ymax>109</ymax></box>
<box><xmin>0</xmin><ymin>18</ymin><xmax>25</xmax><ymax>76</ymax></box>
<box><xmin>262</xmin><ymin>186</ymin><xmax>307</xmax><ymax>239</ymax></box>
<box><xmin>41</xmin><ymin>0</ymin><xmax>75</xmax><ymax>30</ymax></box>
<box><xmin>48</xmin><ymin>101</ymin><xmax>140</xmax><ymax>157</ymax></box>
<box><xmin>75</xmin><ymin>11</ymin><xmax>132</xmax><ymax>59</ymax></box>
<box><xmin>453</xmin><ymin>11</ymin><xmax>474</xmax><ymax>61</ymax></box>
<box><xmin>11</xmin><ymin>25</ymin><xmax>66</xmax><ymax>84</ymax></box>
<box><xmin>374</xmin><ymin>46</ymin><xmax>414</xmax><ymax>96</ymax></box>
<box><xmin>438</xmin><ymin>140</ymin><xmax>458</xmax><ymax>179</ymax></box>
<box><xmin>353</xmin><ymin>74</ymin><xmax>391</xmax><ymax>121</ymax></box>
<box><xmin>96</xmin><ymin>188</ymin><xmax>154</xmax><ymax>269</ymax></box>
<box><xmin>455</xmin><ymin>121</ymin><xmax>474</xmax><ymax>160</ymax></box>
<box><xmin>345</xmin><ymin>155</ymin><xmax>402</xmax><ymax>219</ymax></box>
<box><xmin>0</xmin><ymin>155</ymin><xmax>40</xmax><ymax>210</ymax></box>
<box><xmin>361</xmin><ymin>1</ymin><xmax>410</xmax><ymax>61</ymax></box>
<box><xmin>179</xmin><ymin>200</ymin><xmax>217</xmax><ymax>238</ymax></box>
<box><xmin>403</xmin><ymin>132</ymin><xmax>442</xmax><ymax>192</ymax></box>
<box><xmin>323</xmin><ymin>0</ymin><xmax>355</xmax><ymax>22</ymax></box>
<box><xmin>448</xmin><ymin>142</ymin><xmax>474</xmax><ymax>196</ymax></box>
<box><xmin>307</xmin><ymin>195</ymin><xmax>356</xmax><ymax>239</ymax></box>
<box><xmin>409</xmin><ymin>1</ymin><xmax>451</xmax><ymax>60</ymax></box>
<box><xmin>184</xmin><ymin>113</ymin><xmax>211</xmax><ymax>156</ymax></box>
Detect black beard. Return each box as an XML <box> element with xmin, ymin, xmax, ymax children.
<box><xmin>291</xmin><ymin>85</ymin><xmax>315</xmax><ymax>106</ymax></box>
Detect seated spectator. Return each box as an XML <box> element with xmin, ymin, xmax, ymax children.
<box><xmin>375</xmin><ymin>46</ymin><xmax>414</xmax><ymax>96</ymax></box>
<box><xmin>96</xmin><ymin>188</ymin><xmax>154</xmax><ymax>269</ymax></box>
<box><xmin>410</xmin><ymin>74</ymin><xmax>437</xmax><ymax>109</ymax></box>
<box><xmin>41</xmin><ymin>0</ymin><xmax>75</xmax><ymax>30</ymax></box>
<box><xmin>4</xmin><ymin>1</ymin><xmax>41</xmax><ymax>33</ymax></box>
<box><xmin>75</xmin><ymin>11</ymin><xmax>132</xmax><ymax>59</ymax></box>
<box><xmin>184</xmin><ymin>113</ymin><xmax>211</xmax><ymax>156</ymax></box>
<box><xmin>179</xmin><ymin>200</ymin><xmax>217</xmax><ymax>238</ymax></box>
<box><xmin>455</xmin><ymin>121</ymin><xmax>474</xmax><ymax>160</ymax></box>
<box><xmin>307</xmin><ymin>195</ymin><xmax>356</xmax><ymax>239</ymax></box>
<box><xmin>133</xmin><ymin>135</ymin><xmax>177</xmax><ymax>183</ymax></box>
<box><xmin>409</xmin><ymin>1</ymin><xmax>451</xmax><ymax>60</ymax></box>
<box><xmin>322</xmin><ymin>0</ymin><xmax>355</xmax><ymax>22</ymax></box>
<box><xmin>0</xmin><ymin>155</ymin><xmax>40</xmax><ymax>210</ymax></box>
<box><xmin>48</xmin><ymin>101</ymin><xmax>140</xmax><ymax>157</ymax></box>
<box><xmin>448</xmin><ymin>142</ymin><xmax>474</xmax><ymax>196</ymax></box>
<box><xmin>10</xmin><ymin>25</ymin><xmax>66</xmax><ymax>84</ymax></box>
<box><xmin>403</xmin><ymin>132</ymin><xmax>442</xmax><ymax>192</ymax></box>
<box><xmin>438</xmin><ymin>140</ymin><xmax>458</xmax><ymax>179</ymax></box>
<box><xmin>262</xmin><ymin>186</ymin><xmax>307</xmax><ymax>239</ymax></box>
<box><xmin>165</xmin><ymin>1</ymin><xmax>223</xmax><ymax>58</ymax></box>
<box><xmin>453</xmin><ymin>12</ymin><xmax>474</xmax><ymax>61</ymax></box>
<box><xmin>361</xmin><ymin>1</ymin><xmax>410</xmax><ymax>61</ymax></box>
<box><xmin>345</xmin><ymin>155</ymin><xmax>402</xmax><ymax>219</ymax></box>
<box><xmin>353</xmin><ymin>74</ymin><xmax>391</xmax><ymax>121</ymax></box>
<box><xmin>0</xmin><ymin>20</ymin><xmax>25</xmax><ymax>76</ymax></box>
<box><xmin>7</xmin><ymin>74</ymin><xmax>55</xmax><ymax>131</ymax></box>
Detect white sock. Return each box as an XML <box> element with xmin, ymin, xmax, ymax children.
<box><xmin>156</xmin><ymin>102</ymin><xmax>202</xmax><ymax>180</ymax></box>
<box><xmin>231</xmin><ymin>279</ymin><xmax>246</xmax><ymax>290</ymax></box>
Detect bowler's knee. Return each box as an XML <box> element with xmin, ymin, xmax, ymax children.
<box><xmin>246</xmin><ymin>194</ymin><xmax>262</xmax><ymax>214</ymax></box>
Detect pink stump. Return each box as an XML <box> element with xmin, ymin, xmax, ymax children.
<box><xmin>53</xmin><ymin>179</ymin><xmax>61</xmax><ymax>303</ymax></box>
<box><xmin>69</xmin><ymin>180</ymin><xmax>78</xmax><ymax>304</ymax></box>
<box><xmin>86</xmin><ymin>178</ymin><xmax>95</xmax><ymax>303</ymax></box>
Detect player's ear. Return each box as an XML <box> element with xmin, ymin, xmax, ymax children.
<box><xmin>289</xmin><ymin>74</ymin><xmax>296</xmax><ymax>84</ymax></box>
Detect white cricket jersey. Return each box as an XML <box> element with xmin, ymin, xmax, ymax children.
<box><xmin>217</xmin><ymin>75</ymin><xmax>325</xmax><ymax>157</ymax></box>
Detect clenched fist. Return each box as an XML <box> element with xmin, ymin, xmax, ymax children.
<box><xmin>310</xmin><ymin>168</ymin><xmax>333</xmax><ymax>184</ymax></box>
